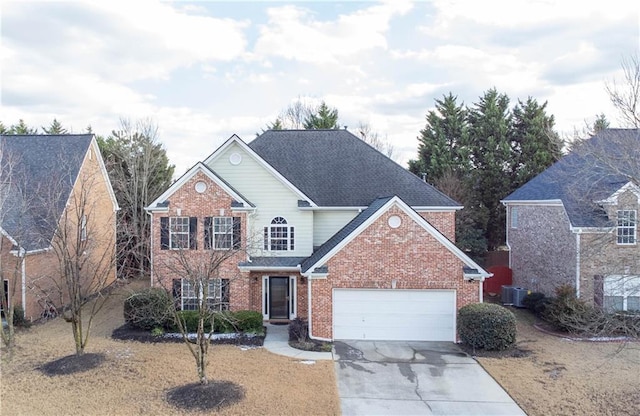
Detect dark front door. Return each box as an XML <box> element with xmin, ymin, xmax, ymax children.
<box><xmin>269</xmin><ymin>277</ymin><xmax>289</xmax><ymax>319</ymax></box>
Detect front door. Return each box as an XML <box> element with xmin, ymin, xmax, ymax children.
<box><xmin>269</xmin><ymin>277</ymin><xmax>289</xmax><ymax>319</ymax></box>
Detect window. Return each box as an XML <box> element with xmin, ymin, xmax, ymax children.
<box><xmin>510</xmin><ymin>207</ymin><xmax>518</xmax><ymax>229</ymax></box>
<box><xmin>264</xmin><ymin>217</ymin><xmax>294</xmax><ymax>251</ymax></box>
<box><xmin>160</xmin><ymin>217</ymin><xmax>197</xmax><ymax>250</ymax></box>
<box><xmin>181</xmin><ymin>278</ymin><xmax>230</xmax><ymax>311</ymax></box>
<box><xmin>604</xmin><ymin>275</ymin><xmax>640</xmax><ymax>312</ymax></box>
<box><xmin>204</xmin><ymin>217</ymin><xmax>241</xmax><ymax>250</ymax></box>
<box><xmin>617</xmin><ymin>210</ymin><xmax>636</xmax><ymax>245</ymax></box>
<box><xmin>80</xmin><ymin>215</ymin><xmax>87</xmax><ymax>241</ymax></box>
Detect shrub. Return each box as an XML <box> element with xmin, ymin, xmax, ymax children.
<box><xmin>212</xmin><ymin>311</ymin><xmax>235</xmax><ymax>333</ymax></box>
<box><xmin>522</xmin><ymin>292</ymin><xmax>548</xmax><ymax>316</ymax></box>
<box><xmin>288</xmin><ymin>317</ymin><xmax>309</xmax><ymax>342</ymax></box>
<box><xmin>543</xmin><ymin>285</ymin><xmax>596</xmax><ymax>333</ymax></box>
<box><xmin>12</xmin><ymin>306</ymin><xmax>30</xmax><ymax>328</ymax></box>
<box><xmin>233</xmin><ymin>310</ymin><xmax>263</xmax><ymax>333</ymax></box>
<box><xmin>458</xmin><ymin>303</ymin><xmax>517</xmax><ymax>351</ymax></box>
<box><xmin>124</xmin><ymin>288</ymin><xmax>173</xmax><ymax>330</ymax></box>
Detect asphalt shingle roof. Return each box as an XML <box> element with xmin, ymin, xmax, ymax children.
<box><xmin>248</xmin><ymin>129</ymin><xmax>459</xmax><ymax>207</ymax></box>
<box><xmin>0</xmin><ymin>134</ymin><xmax>92</xmax><ymax>251</ymax></box>
<box><xmin>503</xmin><ymin>128</ymin><xmax>640</xmax><ymax>227</ymax></box>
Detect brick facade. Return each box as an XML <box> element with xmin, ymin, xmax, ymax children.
<box><xmin>310</xmin><ymin>206</ymin><xmax>479</xmax><ymax>339</ymax></box>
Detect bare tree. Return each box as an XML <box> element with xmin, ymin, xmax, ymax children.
<box><xmin>36</xmin><ymin>154</ymin><xmax>118</xmax><ymax>356</ymax></box>
<box><xmin>99</xmin><ymin>118</ymin><xmax>174</xmax><ymax>280</ymax></box>
<box><xmin>606</xmin><ymin>54</ymin><xmax>640</xmax><ymax>128</ymax></box>
<box><xmin>356</xmin><ymin>121</ymin><xmax>395</xmax><ymax>159</ymax></box>
<box><xmin>155</xmin><ymin>219</ymin><xmax>252</xmax><ymax>385</ymax></box>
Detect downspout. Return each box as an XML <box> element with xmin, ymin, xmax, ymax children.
<box><xmin>479</xmin><ymin>280</ymin><xmax>483</xmax><ymax>303</ymax></box>
<box><xmin>307</xmin><ymin>276</ymin><xmax>313</xmax><ymax>338</ymax></box>
<box><xmin>21</xmin><ymin>252</ymin><xmax>26</xmax><ymax>317</ymax></box>
<box><xmin>575</xmin><ymin>232</ymin><xmax>581</xmax><ymax>298</ymax></box>
<box><xmin>148</xmin><ymin>211</ymin><xmax>154</xmax><ymax>287</ymax></box>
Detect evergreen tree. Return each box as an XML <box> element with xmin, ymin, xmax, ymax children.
<box><xmin>303</xmin><ymin>101</ymin><xmax>339</xmax><ymax>129</ymax></box>
<box><xmin>42</xmin><ymin>118</ymin><xmax>68</xmax><ymax>134</ymax></box>
<box><xmin>510</xmin><ymin>98</ymin><xmax>562</xmax><ymax>188</ymax></box>
<box><xmin>10</xmin><ymin>119</ymin><xmax>38</xmax><ymax>135</ymax></box>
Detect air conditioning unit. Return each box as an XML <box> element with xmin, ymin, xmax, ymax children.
<box><xmin>501</xmin><ymin>285</ymin><xmax>514</xmax><ymax>305</ymax></box>
<box><xmin>513</xmin><ymin>287</ymin><xmax>529</xmax><ymax>308</ymax></box>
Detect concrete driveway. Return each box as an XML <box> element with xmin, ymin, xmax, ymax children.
<box><xmin>334</xmin><ymin>340</ymin><xmax>525</xmax><ymax>415</ymax></box>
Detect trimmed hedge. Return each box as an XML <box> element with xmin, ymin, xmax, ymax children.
<box><xmin>458</xmin><ymin>303</ymin><xmax>517</xmax><ymax>351</ymax></box>
<box><xmin>233</xmin><ymin>310</ymin><xmax>263</xmax><ymax>333</ymax></box>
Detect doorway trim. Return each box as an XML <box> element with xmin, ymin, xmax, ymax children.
<box><xmin>262</xmin><ymin>275</ymin><xmax>297</xmax><ymax>320</ymax></box>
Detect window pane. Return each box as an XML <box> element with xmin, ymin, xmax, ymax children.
<box><xmin>627</xmin><ymin>297</ymin><xmax>640</xmax><ymax>311</ymax></box>
<box><xmin>604</xmin><ymin>296</ymin><xmax>624</xmax><ymax>311</ymax></box>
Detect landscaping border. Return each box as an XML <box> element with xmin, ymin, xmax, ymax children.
<box><xmin>111</xmin><ymin>324</ymin><xmax>265</xmax><ymax>346</ymax></box>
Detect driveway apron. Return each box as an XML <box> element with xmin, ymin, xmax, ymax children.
<box><xmin>333</xmin><ymin>340</ymin><xmax>525</xmax><ymax>415</ymax></box>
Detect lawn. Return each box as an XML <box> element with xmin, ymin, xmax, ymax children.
<box><xmin>476</xmin><ymin>300</ymin><xmax>640</xmax><ymax>416</ymax></box>
<box><xmin>1</xmin><ymin>279</ymin><xmax>341</xmax><ymax>416</ymax></box>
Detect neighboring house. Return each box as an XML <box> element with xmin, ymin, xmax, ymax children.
<box><xmin>502</xmin><ymin>128</ymin><xmax>640</xmax><ymax>312</ymax></box>
<box><xmin>147</xmin><ymin>130</ymin><xmax>490</xmax><ymax>341</ymax></box>
<box><xmin>0</xmin><ymin>134</ymin><xmax>119</xmax><ymax>321</ymax></box>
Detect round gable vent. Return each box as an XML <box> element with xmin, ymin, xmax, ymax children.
<box><xmin>388</xmin><ymin>215</ymin><xmax>401</xmax><ymax>229</ymax></box>
<box><xmin>195</xmin><ymin>181</ymin><xmax>207</xmax><ymax>193</ymax></box>
<box><xmin>229</xmin><ymin>153</ymin><xmax>242</xmax><ymax>165</ymax></box>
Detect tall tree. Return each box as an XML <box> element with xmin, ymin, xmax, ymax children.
<box><xmin>42</xmin><ymin>118</ymin><xmax>68</xmax><ymax>134</ymax></box>
<box><xmin>8</xmin><ymin>119</ymin><xmax>38</xmax><ymax>135</ymax></box>
<box><xmin>98</xmin><ymin>119</ymin><xmax>175</xmax><ymax>280</ymax></box>
<box><xmin>605</xmin><ymin>53</ymin><xmax>640</xmax><ymax>128</ymax></box>
<box><xmin>356</xmin><ymin>121</ymin><xmax>395</xmax><ymax>159</ymax></box>
<box><xmin>510</xmin><ymin>97</ymin><xmax>562</xmax><ymax>188</ymax></box>
<box><xmin>303</xmin><ymin>101</ymin><xmax>339</xmax><ymax>129</ymax></box>
<box><xmin>467</xmin><ymin>88</ymin><xmax>513</xmax><ymax>251</ymax></box>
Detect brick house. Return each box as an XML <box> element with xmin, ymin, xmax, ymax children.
<box><xmin>0</xmin><ymin>134</ymin><xmax>119</xmax><ymax>321</ymax></box>
<box><xmin>147</xmin><ymin>130</ymin><xmax>490</xmax><ymax>341</ymax></box>
<box><xmin>502</xmin><ymin>129</ymin><xmax>639</xmax><ymax>311</ymax></box>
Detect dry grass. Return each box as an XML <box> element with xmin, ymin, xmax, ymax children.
<box><xmin>477</xmin><ymin>306</ymin><xmax>640</xmax><ymax>416</ymax></box>
<box><xmin>1</xmin><ymin>279</ymin><xmax>340</xmax><ymax>416</ymax></box>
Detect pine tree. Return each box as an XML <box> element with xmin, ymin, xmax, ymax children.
<box><xmin>303</xmin><ymin>101</ymin><xmax>339</xmax><ymax>129</ymax></box>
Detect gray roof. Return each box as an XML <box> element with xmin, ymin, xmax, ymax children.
<box><xmin>503</xmin><ymin>129</ymin><xmax>640</xmax><ymax>227</ymax></box>
<box><xmin>0</xmin><ymin>134</ymin><xmax>93</xmax><ymax>251</ymax></box>
<box><xmin>239</xmin><ymin>256</ymin><xmax>307</xmax><ymax>269</ymax></box>
<box><xmin>300</xmin><ymin>196</ymin><xmax>393</xmax><ymax>273</ymax></box>
<box><xmin>249</xmin><ymin>129</ymin><xmax>459</xmax><ymax>207</ymax></box>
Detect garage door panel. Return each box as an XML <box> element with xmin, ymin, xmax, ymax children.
<box><xmin>333</xmin><ymin>289</ymin><xmax>455</xmax><ymax>341</ymax></box>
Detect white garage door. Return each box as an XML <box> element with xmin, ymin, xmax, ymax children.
<box><xmin>333</xmin><ymin>289</ymin><xmax>456</xmax><ymax>341</ymax></box>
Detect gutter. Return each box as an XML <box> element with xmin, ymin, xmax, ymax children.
<box><xmin>575</xmin><ymin>232</ymin><xmax>581</xmax><ymax>298</ymax></box>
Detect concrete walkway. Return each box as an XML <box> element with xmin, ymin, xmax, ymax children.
<box><xmin>263</xmin><ymin>323</ymin><xmax>333</xmax><ymax>360</ymax></box>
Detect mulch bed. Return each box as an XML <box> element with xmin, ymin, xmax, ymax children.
<box><xmin>289</xmin><ymin>340</ymin><xmax>332</xmax><ymax>352</ymax></box>
<box><xmin>166</xmin><ymin>381</ymin><xmax>245</xmax><ymax>411</ymax></box>
<box><xmin>111</xmin><ymin>324</ymin><xmax>265</xmax><ymax>346</ymax></box>
<box><xmin>38</xmin><ymin>353</ymin><xmax>106</xmax><ymax>376</ymax></box>
<box><xmin>458</xmin><ymin>342</ymin><xmax>533</xmax><ymax>359</ymax></box>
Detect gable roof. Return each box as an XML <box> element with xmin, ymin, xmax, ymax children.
<box><xmin>0</xmin><ymin>134</ymin><xmax>93</xmax><ymax>251</ymax></box>
<box><xmin>248</xmin><ymin>129</ymin><xmax>460</xmax><ymax>208</ymax></box>
<box><xmin>300</xmin><ymin>195</ymin><xmax>490</xmax><ymax>278</ymax></box>
<box><xmin>502</xmin><ymin>128</ymin><xmax>640</xmax><ymax>228</ymax></box>
<box><xmin>145</xmin><ymin>161</ymin><xmax>254</xmax><ymax>211</ymax></box>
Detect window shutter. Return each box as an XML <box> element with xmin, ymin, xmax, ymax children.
<box><xmin>233</xmin><ymin>217</ymin><xmax>241</xmax><ymax>249</ymax></box>
<box><xmin>172</xmin><ymin>279</ymin><xmax>182</xmax><ymax>310</ymax></box>
<box><xmin>221</xmin><ymin>279</ymin><xmax>230</xmax><ymax>309</ymax></box>
<box><xmin>263</xmin><ymin>227</ymin><xmax>269</xmax><ymax>250</ymax></box>
<box><xmin>189</xmin><ymin>217</ymin><xmax>198</xmax><ymax>249</ymax></box>
<box><xmin>290</xmin><ymin>226</ymin><xmax>295</xmax><ymax>250</ymax></box>
<box><xmin>204</xmin><ymin>217</ymin><xmax>212</xmax><ymax>250</ymax></box>
<box><xmin>160</xmin><ymin>217</ymin><xmax>169</xmax><ymax>250</ymax></box>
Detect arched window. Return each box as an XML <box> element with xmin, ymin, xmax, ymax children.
<box><xmin>264</xmin><ymin>217</ymin><xmax>295</xmax><ymax>251</ymax></box>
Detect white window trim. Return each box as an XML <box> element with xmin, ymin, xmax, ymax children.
<box><xmin>170</xmin><ymin>216</ymin><xmax>190</xmax><ymax>250</ymax></box>
<box><xmin>264</xmin><ymin>216</ymin><xmax>295</xmax><ymax>251</ymax></box>
<box><xmin>604</xmin><ymin>275</ymin><xmax>640</xmax><ymax>312</ymax></box>
<box><xmin>510</xmin><ymin>207</ymin><xmax>518</xmax><ymax>229</ymax></box>
<box><xmin>181</xmin><ymin>278</ymin><xmax>228</xmax><ymax>311</ymax></box>
<box><xmin>616</xmin><ymin>210</ymin><xmax>636</xmax><ymax>245</ymax></box>
<box><xmin>212</xmin><ymin>216</ymin><xmax>234</xmax><ymax>250</ymax></box>
<box><xmin>261</xmin><ymin>275</ymin><xmax>297</xmax><ymax>320</ymax></box>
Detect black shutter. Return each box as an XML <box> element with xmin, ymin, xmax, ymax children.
<box><xmin>172</xmin><ymin>279</ymin><xmax>182</xmax><ymax>310</ymax></box>
<box><xmin>233</xmin><ymin>217</ymin><xmax>241</xmax><ymax>249</ymax></box>
<box><xmin>221</xmin><ymin>279</ymin><xmax>230</xmax><ymax>310</ymax></box>
<box><xmin>160</xmin><ymin>217</ymin><xmax>169</xmax><ymax>250</ymax></box>
<box><xmin>594</xmin><ymin>275</ymin><xmax>604</xmax><ymax>308</ymax></box>
<box><xmin>263</xmin><ymin>227</ymin><xmax>269</xmax><ymax>250</ymax></box>
<box><xmin>189</xmin><ymin>217</ymin><xmax>198</xmax><ymax>250</ymax></box>
<box><xmin>204</xmin><ymin>217</ymin><xmax>212</xmax><ymax>250</ymax></box>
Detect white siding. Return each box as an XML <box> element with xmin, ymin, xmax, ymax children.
<box><xmin>208</xmin><ymin>142</ymin><xmax>313</xmax><ymax>256</ymax></box>
<box><xmin>313</xmin><ymin>210</ymin><xmax>359</xmax><ymax>247</ymax></box>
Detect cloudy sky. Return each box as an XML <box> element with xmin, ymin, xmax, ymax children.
<box><xmin>1</xmin><ymin>0</ymin><xmax>638</xmax><ymax>175</ymax></box>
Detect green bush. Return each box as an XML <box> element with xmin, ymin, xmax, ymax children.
<box><xmin>123</xmin><ymin>288</ymin><xmax>173</xmax><ymax>330</ymax></box>
<box><xmin>233</xmin><ymin>310</ymin><xmax>263</xmax><ymax>332</ymax></box>
<box><xmin>212</xmin><ymin>311</ymin><xmax>235</xmax><ymax>333</ymax></box>
<box><xmin>522</xmin><ymin>292</ymin><xmax>548</xmax><ymax>316</ymax></box>
<box><xmin>458</xmin><ymin>303</ymin><xmax>517</xmax><ymax>351</ymax></box>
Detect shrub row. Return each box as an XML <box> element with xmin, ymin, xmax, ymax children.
<box><xmin>123</xmin><ymin>288</ymin><xmax>262</xmax><ymax>333</ymax></box>
<box><xmin>458</xmin><ymin>303</ymin><xmax>517</xmax><ymax>351</ymax></box>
